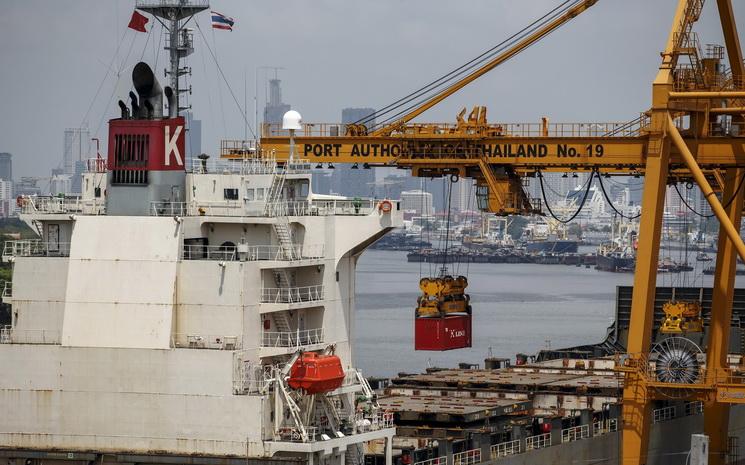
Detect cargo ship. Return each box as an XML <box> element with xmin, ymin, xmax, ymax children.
<box><xmin>0</xmin><ymin>3</ymin><xmax>402</xmax><ymax>465</ymax></box>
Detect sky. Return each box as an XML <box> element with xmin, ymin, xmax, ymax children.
<box><xmin>0</xmin><ymin>0</ymin><xmax>743</xmax><ymax>179</ymax></box>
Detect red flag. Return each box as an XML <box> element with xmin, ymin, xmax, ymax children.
<box><xmin>128</xmin><ymin>11</ymin><xmax>149</xmax><ymax>33</ymax></box>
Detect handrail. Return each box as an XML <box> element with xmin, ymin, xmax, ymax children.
<box><xmin>525</xmin><ymin>433</ymin><xmax>551</xmax><ymax>451</ymax></box>
<box><xmin>452</xmin><ymin>449</ymin><xmax>480</xmax><ymax>465</ymax></box>
<box><xmin>152</xmin><ymin>199</ymin><xmax>395</xmax><ymax>217</ymax></box>
<box><xmin>182</xmin><ymin>244</ymin><xmax>324</xmax><ymax>261</ymax></box>
<box><xmin>260</xmin><ymin>285</ymin><xmax>325</xmax><ymax>304</ymax></box>
<box><xmin>3</xmin><ymin>240</ymin><xmax>71</xmax><ymax>259</ymax></box>
<box><xmin>261</xmin><ymin>328</ymin><xmax>324</xmax><ymax>348</ymax></box>
<box><xmin>171</xmin><ymin>334</ymin><xmax>240</xmax><ymax>350</ymax></box>
<box><xmin>491</xmin><ymin>439</ymin><xmax>521</xmax><ymax>459</ymax></box>
<box><xmin>19</xmin><ymin>196</ymin><xmax>105</xmax><ymax>215</ymax></box>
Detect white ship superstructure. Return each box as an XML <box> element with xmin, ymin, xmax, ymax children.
<box><xmin>0</xmin><ymin>2</ymin><xmax>401</xmax><ymax>464</ymax></box>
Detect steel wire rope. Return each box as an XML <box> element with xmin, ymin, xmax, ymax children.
<box><xmin>673</xmin><ymin>172</ymin><xmax>745</xmax><ymax>217</ymax></box>
<box><xmin>354</xmin><ymin>0</ymin><xmax>579</xmax><ymax>126</ymax></box>
<box><xmin>538</xmin><ymin>169</ymin><xmax>594</xmax><ymax>224</ymax></box>
<box><xmin>94</xmin><ymin>29</ymin><xmax>141</xmax><ymax>138</ymax></box>
<box><xmin>195</xmin><ymin>21</ymin><xmax>257</xmax><ymax>139</ymax></box>
<box><xmin>364</xmin><ymin>1</ymin><xmax>583</xmax><ymax>130</ymax></box>
<box><xmin>441</xmin><ymin>178</ymin><xmax>455</xmax><ymax>277</ymax></box>
<box><xmin>596</xmin><ymin>173</ymin><xmax>642</xmax><ymax>220</ymax></box>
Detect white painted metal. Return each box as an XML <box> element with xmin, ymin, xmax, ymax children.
<box><xmin>3</xmin><ymin>160</ymin><xmax>402</xmax><ymax>461</ymax></box>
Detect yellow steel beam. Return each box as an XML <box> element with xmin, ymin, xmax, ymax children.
<box><xmin>704</xmin><ymin>167</ymin><xmax>745</xmax><ymax>465</ymax></box>
<box><xmin>669</xmin><ymin>91</ymin><xmax>745</xmax><ymax>98</ymax></box>
<box><xmin>621</xmin><ymin>123</ymin><xmax>670</xmax><ymax>465</ymax></box>
<box><xmin>258</xmin><ymin>136</ymin><xmax>745</xmax><ymax>168</ymax></box>
<box><xmin>369</xmin><ymin>0</ymin><xmax>598</xmax><ymax>136</ymax></box>
<box><xmin>717</xmin><ymin>0</ymin><xmax>745</xmax><ymax>85</ymax></box>
<box><xmin>668</xmin><ymin>115</ymin><xmax>745</xmax><ymax>262</ymax></box>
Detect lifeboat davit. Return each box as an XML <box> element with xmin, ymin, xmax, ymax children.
<box><xmin>288</xmin><ymin>352</ymin><xmax>345</xmax><ymax>394</ymax></box>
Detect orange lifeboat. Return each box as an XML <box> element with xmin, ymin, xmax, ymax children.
<box><xmin>288</xmin><ymin>352</ymin><xmax>345</xmax><ymax>394</ymax></box>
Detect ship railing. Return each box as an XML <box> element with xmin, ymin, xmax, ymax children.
<box><xmin>592</xmin><ymin>418</ymin><xmax>618</xmax><ymax>436</ymax></box>
<box><xmin>278</xmin><ymin>426</ymin><xmax>318</xmax><ymax>442</ymax></box>
<box><xmin>262</xmin><ymin>119</ymin><xmax>649</xmax><ymax>138</ymax></box>
<box><xmin>135</xmin><ymin>0</ymin><xmax>210</xmax><ymax>8</ymax></box>
<box><xmin>171</xmin><ymin>334</ymin><xmax>241</xmax><ymax>350</ymax></box>
<box><xmin>85</xmin><ymin>157</ymin><xmax>107</xmax><ymax>173</ymax></box>
<box><xmin>151</xmin><ymin>201</ymin><xmax>188</xmax><ymax>216</ymax></box>
<box><xmin>182</xmin><ymin>244</ymin><xmax>324</xmax><ymax>261</ymax></box>
<box><xmin>0</xmin><ymin>328</ymin><xmax>60</xmax><ymax>344</ymax></box>
<box><xmin>354</xmin><ymin>411</ymin><xmax>395</xmax><ymax>433</ymax></box>
<box><xmin>685</xmin><ymin>400</ymin><xmax>704</xmax><ymax>416</ymax></box>
<box><xmin>413</xmin><ymin>456</ymin><xmax>447</xmax><ymax>465</ymax></box>
<box><xmin>188</xmin><ymin>155</ymin><xmax>274</xmax><ymax>175</ymax></box>
<box><xmin>452</xmin><ymin>449</ymin><xmax>481</xmax><ymax>465</ymax></box>
<box><xmin>490</xmin><ymin>439</ymin><xmax>521</xmax><ymax>459</ymax></box>
<box><xmin>2</xmin><ymin>282</ymin><xmax>11</xmax><ymax>299</ymax></box>
<box><xmin>652</xmin><ymin>405</ymin><xmax>676</xmax><ymax>423</ymax></box>
<box><xmin>525</xmin><ymin>433</ymin><xmax>551</xmax><ymax>451</ymax></box>
<box><xmin>20</xmin><ymin>196</ymin><xmax>105</xmax><ymax>215</ymax></box>
<box><xmin>260</xmin><ymin>285</ymin><xmax>325</xmax><ymax>304</ymax></box>
<box><xmin>269</xmin><ymin>199</ymin><xmax>394</xmax><ymax>217</ymax></box>
<box><xmin>3</xmin><ymin>240</ymin><xmax>71</xmax><ymax>260</ymax></box>
<box><xmin>233</xmin><ymin>359</ymin><xmax>274</xmax><ymax>395</ymax></box>
<box><xmin>261</xmin><ymin>328</ymin><xmax>324</xmax><ymax>348</ymax></box>
<box><xmin>561</xmin><ymin>424</ymin><xmax>590</xmax><ymax>443</ymax></box>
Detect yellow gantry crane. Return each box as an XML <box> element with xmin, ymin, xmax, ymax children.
<box><xmin>250</xmin><ymin>1</ymin><xmax>745</xmax><ymax>463</ymax></box>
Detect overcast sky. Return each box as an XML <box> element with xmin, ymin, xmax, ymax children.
<box><xmin>0</xmin><ymin>0</ymin><xmax>743</xmax><ymax>179</ymax></box>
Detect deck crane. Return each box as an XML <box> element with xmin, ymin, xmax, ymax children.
<box><xmin>250</xmin><ymin>0</ymin><xmax>745</xmax><ymax>463</ymax></box>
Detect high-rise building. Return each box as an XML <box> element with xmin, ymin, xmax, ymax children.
<box><xmin>14</xmin><ymin>177</ymin><xmax>42</xmax><ymax>197</ymax></box>
<box><xmin>0</xmin><ymin>179</ymin><xmax>13</xmax><ymax>218</ymax></box>
<box><xmin>0</xmin><ymin>153</ymin><xmax>12</xmax><ymax>182</ymax></box>
<box><xmin>325</xmin><ymin>108</ymin><xmax>377</xmax><ymax>197</ymax></box>
<box><xmin>401</xmin><ymin>189</ymin><xmax>434</xmax><ymax>217</ymax></box>
<box><xmin>50</xmin><ymin>174</ymin><xmax>72</xmax><ymax>196</ymax></box>
<box><xmin>185</xmin><ymin>111</ymin><xmax>202</xmax><ymax>158</ymax></box>
<box><xmin>263</xmin><ymin>79</ymin><xmax>291</xmax><ymax>125</ymax></box>
<box><xmin>63</xmin><ymin>127</ymin><xmax>90</xmax><ymax>175</ymax></box>
<box><xmin>450</xmin><ymin>178</ymin><xmax>476</xmax><ymax>212</ymax></box>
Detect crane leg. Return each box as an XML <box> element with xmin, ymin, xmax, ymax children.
<box><xmin>621</xmin><ymin>128</ymin><xmax>670</xmax><ymax>465</ymax></box>
<box><xmin>704</xmin><ymin>168</ymin><xmax>745</xmax><ymax>465</ymax></box>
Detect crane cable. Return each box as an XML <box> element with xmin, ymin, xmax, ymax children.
<box><xmin>673</xmin><ymin>174</ymin><xmax>745</xmax><ymax>218</ymax></box>
<box><xmin>538</xmin><ymin>169</ymin><xmax>594</xmax><ymax>224</ymax></box>
<box><xmin>355</xmin><ymin>0</ymin><xmax>583</xmax><ymax>128</ymax></box>
<box><xmin>370</xmin><ymin>1</ymin><xmax>581</xmax><ymax>130</ymax></box>
<box><xmin>596</xmin><ymin>173</ymin><xmax>642</xmax><ymax>220</ymax></box>
<box><xmin>440</xmin><ymin>178</ymin><xmax>455</xmax><ymax>276</ymax></box>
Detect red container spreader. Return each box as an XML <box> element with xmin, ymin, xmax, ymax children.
<box><xmin>415</xmin><ymin>314</ymin><xmax>472</xmax><ymax>351</ymax></box>
<box><xmin>288</xmin><ymin>353</ymin><xmax>345</xmax><ymax>394</ymax></box>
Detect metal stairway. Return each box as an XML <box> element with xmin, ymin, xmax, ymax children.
<box><xmin>273</xmin><ymin>218</ymin><xmax>298</xmax><ymax>260</ymax></box>
<box><xmin>265</xmin><ymin>168</ymin><xmax>287</xmax><ymax>217</ymax></box>
<box><xmin>273</xmin><ymin>311</ymin><xmax>292</xmax><ymax>333</ymax></box>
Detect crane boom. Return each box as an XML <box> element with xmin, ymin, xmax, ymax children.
<box><xmin>369</xmin><ymin>0</ymin><xmax>598</xmax><ymax>136</ymax></box>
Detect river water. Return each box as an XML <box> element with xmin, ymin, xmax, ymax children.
<box><xmin>352</xmin><ymin>249</ymin><xmax>730</xmax><ymax>377</ymax></box>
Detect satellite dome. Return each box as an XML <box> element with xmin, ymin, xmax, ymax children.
<box><xmin>282</xmin><ymin>110</ymin><xmax>302</xmax><ymax>130</ymax></box>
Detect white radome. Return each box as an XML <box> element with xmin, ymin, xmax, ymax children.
<box><xmin>282</xmin><ymin>110</ymin><xmax>302</xmax><ymax>130</ymax></box>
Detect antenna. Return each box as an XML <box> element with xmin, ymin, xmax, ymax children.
<box><xmin>135</xmin><ymin>0</ymin><xmax>209</xmax><ymax>116</ymax></box>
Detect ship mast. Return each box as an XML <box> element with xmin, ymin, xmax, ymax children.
<box><xmin>135</xmin><ymin>0</ymin><xmax>209</xmax><ymax>116</ymax></box>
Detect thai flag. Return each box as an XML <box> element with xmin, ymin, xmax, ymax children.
<box><xmin>211</xmin><ymin>11</ymin><xmax>235</xmax><ymax>31</ymax></box>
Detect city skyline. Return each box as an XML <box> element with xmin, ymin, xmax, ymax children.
<box><xmin>1</xmin><ymin>1</ymin><xmax>742</xmax><ymax>179</ymax></box>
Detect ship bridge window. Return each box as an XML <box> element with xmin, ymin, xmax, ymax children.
<box><xmin>245</xmin><ymin>188</ymin><xmax>255</xmax><ymax>201</ymax></box>
<box><xmin>224</xmin><ymin>188</ymin><xmax>239</xmax><ymax>200</ymax></box>
<box><xmin>256</xmin><ymin>188</ymin><xmax>265</xmax><ymax>200</ymax></box>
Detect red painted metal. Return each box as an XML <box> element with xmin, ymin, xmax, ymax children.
<box><xmin>414</xmin><ymin>314</ymin><xmax>472</xmax><ymax>351</ymax></box>
<box><xmin>107</xmin><ymin>117</ymin><xmax>186</xmax><ymax>172</ymax></box>
<box><xmin>288</xmin><ymin>352</ymin><xmax>345</xmax><ymax>394</ymax></box>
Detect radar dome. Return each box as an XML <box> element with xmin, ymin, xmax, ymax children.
<box><xmin>282</xmin><ymin>110</ymin><xmax>302</xmax><ymax>130</ymax></box>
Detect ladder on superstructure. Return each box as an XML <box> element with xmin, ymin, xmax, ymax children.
<box><xmin>265</xmin><ymin>165</ymin><xmax>299</xmax><ymax>261</ymax></box>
